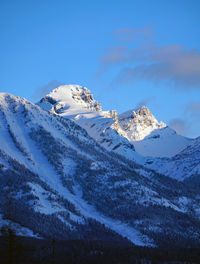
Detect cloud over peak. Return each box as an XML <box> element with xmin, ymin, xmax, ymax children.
<box><xmin>169</xmin><ymin>118</ymin><xmax>188</xmax><ymax>136</ymax></box>
<box><xmin>32</xmin><ymin>80</ymin><xmax>62</xmax><ymax>101</ymax></box>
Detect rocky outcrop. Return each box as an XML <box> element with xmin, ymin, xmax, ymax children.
<box><xmin>119</xmin><ymin>106</ymin><xmax>166</xmax><ymax>141</ymax></box>
<box><xmin>72</xmin><ymin>88</ymin><xmax>102</xmax><ymax>111</ymax></box>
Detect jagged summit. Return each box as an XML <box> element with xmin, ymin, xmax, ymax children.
<box><xmin>38</xmin><ymin>84</ymin><xmax>102</xmax><ymax>117</ymax></box>
<box><xmin>119</xmin><ymin>106</ymin><xmax>166</xmax><ymax>141</ymax></box>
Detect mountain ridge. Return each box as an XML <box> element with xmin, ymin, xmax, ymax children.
<box><xmin>38</xmin><ymin>84</ymin><xmax>193</xmax><ymax>158</ymax></box>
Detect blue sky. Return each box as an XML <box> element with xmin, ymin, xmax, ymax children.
<box><xmin>1</xmin><ymin>0</ymin><xmax>200</xmax><ymax>137</ymax></box>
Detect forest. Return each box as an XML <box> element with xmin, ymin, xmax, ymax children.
<box><xmin>0</xmin><ymin>233</ymin><xmax>200</xmax><ymax>264</ymax></box>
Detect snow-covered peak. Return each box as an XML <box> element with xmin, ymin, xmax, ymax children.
<box><xmin>38</xmin><ymin>84</ymin><xmax>102</xmax><ymax>117</ymax></box>
<box><xmin>119</xmin><ymin>106</ymin><xmax>166</xmax><ymax>141</ymax></box>
<box><xmin>118</xmin><ymin>106</ymin><xmax>193</xmax><ymax>157</ymax></box>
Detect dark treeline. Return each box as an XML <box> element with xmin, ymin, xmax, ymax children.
<box><xmin>0</xmin><ymin>235</ymin><xmax>200</xmax><ymax>264</ymax></box>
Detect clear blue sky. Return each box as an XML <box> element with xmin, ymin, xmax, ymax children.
<box><xmin>1</xmin><ymin>0</ymin><xmax>200</xmax><ymax>137</ymax></box>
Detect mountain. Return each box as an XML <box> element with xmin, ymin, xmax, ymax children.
<box><xmin>38</xmin><ymin>85</ymin><xmax>141</xmax><ymax>162</ymax></box>
<box><xmin>119</xmin><ymin>107</ymin><xmax>192</xmax><ymax>157</ymax></box>
<box><xmin>1</xmin><ymin>92</ymin><xmax>200</xmax><ymax>247</ymax></box>
<box><xmin>38</xmin><ymin>84</ymin><xmax>193</xmax><ymax>158</ymax></box>
<box><xmin>145</xmin><ymin>136</ymin><xmax>200</xmax><ymax>183</ymax></box>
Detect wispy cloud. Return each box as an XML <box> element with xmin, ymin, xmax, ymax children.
<box><xmin>100</xmin><ymin>46</ymin><xmax>129</xmax><ymax>66</ymax></box>
<box><xmin>32</xmin><ymin>80</ymin><xmax>62</xmax><ymax>101</ymax></box>
<box><xmin>186</xmin><ymin>102</ymin><xmax>200</xmax><ymax>115</ymax></box>
<box><xmin>113</xmin><ymin>27</ymin><xmax>152</xmax><ymax>42</ymax></box>
<box><xmin>183</xmin><ymin>102</ymin><xmax>200</xmax><ymax>138</ymax></box>
<box><xmin>98</xmin><ymin>29</ymin><xmax>200</xmax><ymax>89</ymax></box>
<box><xmin>169</xmin><ymin>102</ymin><xmax>200</xmax><ymax>137</ymax></box>
<box><xmin>135</xmin><ymin>96</ymin><xmax>154</xmax><ymax>109</ymax></box>
<box><xmin>169</xmin><ymin>118</ymin><xmax>188</xmax><ymax>136</ymax></box>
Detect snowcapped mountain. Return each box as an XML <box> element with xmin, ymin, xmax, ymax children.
<box><xmin>119</xmin><ymin>107</ymin><xmax>192</xmax><ymax>157</ymax></box>
<box><xmin>38</xmin><ymin>84</ymin><xmax>193</xmax><ymax>158</ymax></box>
<box><xmin>38</xmin><ymin>85</ymin><xmax>141</xmax><ymax>162</ymax></box>
<box><xmin>1</xmin><ymin>92</ymin><xmax>200</xmax><ymax>247</ymax></box>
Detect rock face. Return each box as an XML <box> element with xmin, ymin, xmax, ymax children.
<box><xmin>72</xmin><ymin>89</ymin><xmax>101</xmax><ymax>110</ymax></box>
<box><xmin>102</xmin><ymin>110</ymin><xmax>118</xmax><ymax>121</ymax></box>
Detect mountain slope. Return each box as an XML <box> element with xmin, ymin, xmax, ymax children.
<box><xmin>1</xmin><ymin>93</ymin><xmax>200</xmax><ymax>247</ymax></box>
<box><xmin>145</xmin><ymin>136</ymin><xmax>200</xmax><ymax>183</ymax></box>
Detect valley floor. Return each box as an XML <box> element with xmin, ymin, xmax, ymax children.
<box><xmin>0</xmin><ymin>236</ymin><xmax>200</xmax><ymax>264</ymax></box>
